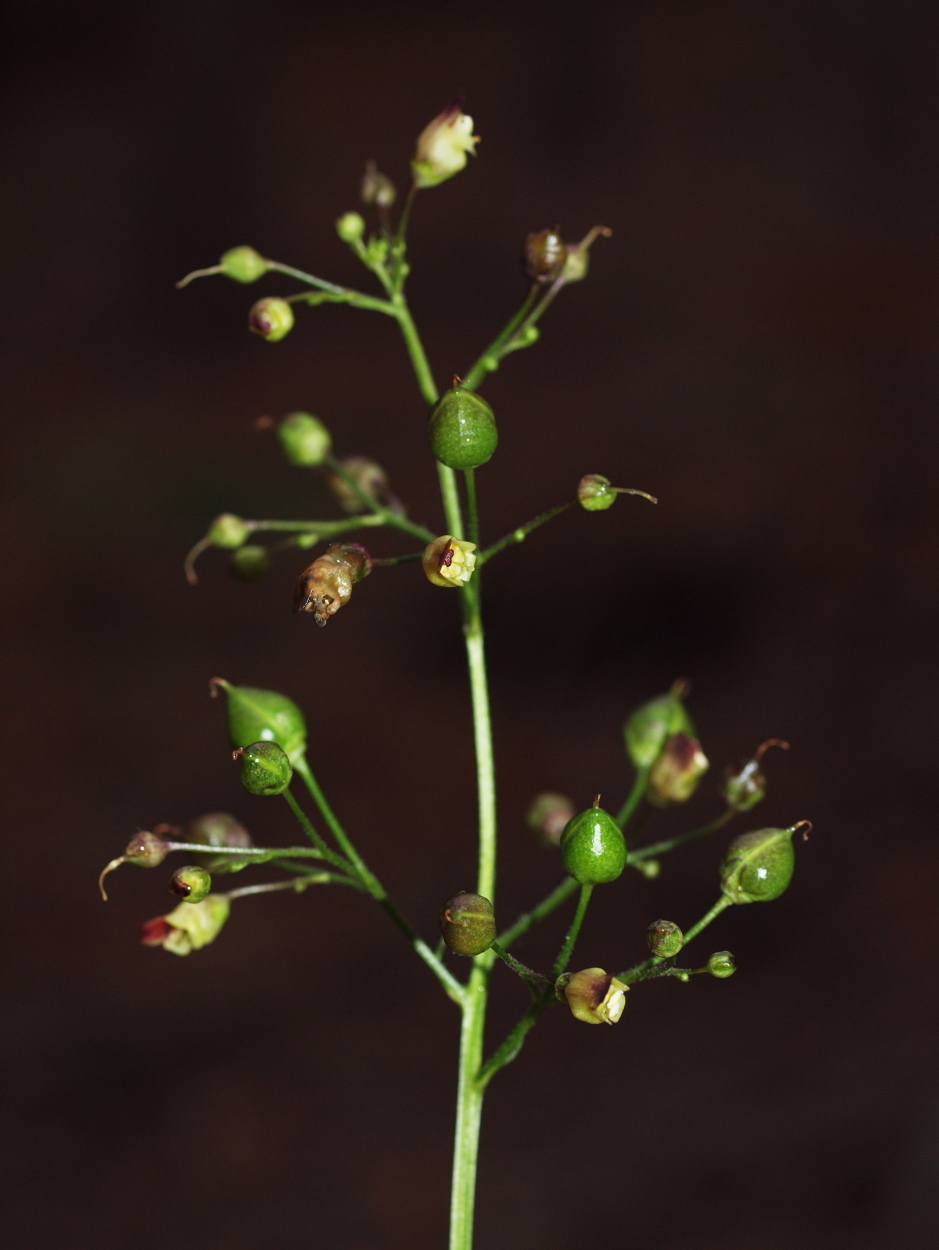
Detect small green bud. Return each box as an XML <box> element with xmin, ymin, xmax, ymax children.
<box><xmin>722</xmin><ymin>739</ymin><xmax>789</xmax><ymax>812</ymax></box>
<box><xmin>208</xmin><ymin>513</ymin><xmax>251</xmax><ymax>549</ymax></box>
<box><xmin>210</xmin><ymin>678</ymin><xmax>307</xmax><ymax>766</ymax></box>
<box><xmin>276</xmin><ymin>411</ymin><xmax>332</xmax><ymax>467</ymax></box>
<box><xmin>229</xmin><ymin>545</ymin><xmax>269</xmax><ymax>581</ymax></box>
<box><xmin>336</xmin><ymin>212</ymin><xmax>366</xmax><ymax>244</ymax></box>
<box><xmin>647</xmin><ymin>919</ymin><xmax>684</xmax><ymax>958</ymax></box>
<box><xmin>141</xmin><ymin>894</ymin><xmax>231</xmax><ymax>956</ymax></box>
<box><xmin>439</xmin><ymin>892</ymin><xmax>496</xmax><ymax>956</ymax></box>
<box><xmin>361</xmin><ymin>161</ymin><xmax>396</xmax><ymax>207</ymax></box>
<box><xmin>526</xmin><ymin>792</ymin><xmax>575</xmax><ymax>847</ymax></box>
<box><xmin>249</xmin><ymin>297</ymin><xmax>294</xmax><ymax>342</ymax></box>
<box><xmin>235</xmin><ymin>741</ymin><xmax>293</xmax><ymax>796</ymax></box>
<box><xmin>169</xmin><ymin>865</ymin><xmax>212</xmax><ymax>904</ymax></box>
<box><xmin>556</xmin><ymin>967</ymin><xmax>628</xmax><ymax>1025</ymax></box>
<box><xmin>560</xmin><ymin>799</ymin><xmax>627</xmax><ymax>885</ymax></box>
<box><xmin>720</xmin><ymin>822</ymin><xmax>809</xmax><ymax>904</ymax></box>
<box><xmin>219</xmin><ymin>246</ymin><xmax>267</xmax><ymax>283</ymax></box>
<box><xmin>428</xmin><ymin>387</ymin><xmax>499</xmax><ymax>471</ymax></box>
<box><xmin>185</xmin><ymin>811</ymin><xmax>253</xmax><ymax>874</ymax></box>
<box><xmin>578</xmin><ymin>473</ymin><xmax>616</xmax><ymax>511</ymax></box>
<box><xmin>707</xmin><ymin>950</ymin><xmax>736</xmax><ymax>978</ymax></box>
<box><xmin>647</xmin><ymin>733</ymin><xmax>709</xmax><ymax>806</ymax></box>
<box><xmin>624</xmin><ymin>681</ymin><xmax>695</xmax><ymax>771</ymax></box>
<box><xmin>522</xmin><ymin>229</ymin><xmax>567</xmax><ymax>284</ymax></box>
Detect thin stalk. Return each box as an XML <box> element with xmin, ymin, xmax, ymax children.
<box><xmin>462</xmin><ymin>285</ymin><xmax>540</xmax><ymax>390</ymax></box>
<box><xmin>282</xmin><ymin>787</ymin><xmax>351</xmax><ymax>874</ymax></box>
<box><xmin>476</xmin><ymin>994</ymin><xmax>553</xmax><ymax>1089</ymax></box>
<box><xmin>464</xmin><ymin>469</ymin><xmax>479</xmax><ymax>549</ymax></box>
<box><xmin>264</xmin><ymin>260</ymin><xmax>360</xmax><ymax>298</ymax></box>
<box><xmin>681</xmin><ymin>895</ymin><xmax>733</xmax><ymax>946</ymax></box>
<box><xmin>616</xmin><ymin>769</ymin><xmax>649</xmax><ymax>829</ymax></box>
<box><xmin>551</xmin><ymin>884</ymin><xmax>593</xmax><ymax>980</ymax></box>
<box><xmin>478</xmin><ymin>501</ymin><xmax>573</xmax><ymax>564</ymax></box>
<box><xmin>630</xmin><ymin>807</ymin><xmax>736</xmax><ymax>862</ymax></box>
<box><xmin>618</xmin><ymin>895</ymin><xmax>732</xmax><ymax>983</ymax></box>
<box><xmin>224</xmin><ymin>872</ymin><xmax>358</xmax><ymax>899</ymax></box>
<box><xmin>490</xmin><ymin>942</ymin><xmax>551</xmax><ymax>994</ymax></box>
<box><xmin>449</xmin><ymin>963</ymin><xmax>488</xmax><ymax>1250</ymax></box>
<box><xmin>323</xmin><ymin>454</ymin><xmax>436</xmax><ymax>544</ymax></box>
<box><xmin>496</xmin><ymin>876</ymin><xmax>579</xmax><ymax>950</ymax></box>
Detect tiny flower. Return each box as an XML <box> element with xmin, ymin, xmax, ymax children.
<box><xmin>556</xmin><ymin>967</ymin><xmax>628</xmax><ymax>1025</ymax></box>
<box><xmin>139</xmin><ymin>894</ymin><xmax>231</xmax><ymax>956</ymax></box>
<box><xmin>646</xmin><ymin>732</ymin><xmax>709</xmax><ymax>806</ymax></box>
<box><xmin>422</xmin><ymin>535</ymin><xmax>477</xmax><ymax>588</ymax></box>
<box><xmin>248</xmin><ymin>297</ymin><xmax>294</xmax><ymax>342</ymax></box>
<box><xmin>411</xmin><ymin>104</ymin><xmax>479</xmax><ymax>189</ymax></box>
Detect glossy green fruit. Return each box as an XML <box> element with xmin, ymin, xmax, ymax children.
<box><xmin>169</xmin><ymin>865</ymin><xmax>212</xmax><ymax>904</ymax></box>
<box><xmin>212</xmin><ymin>679</ymin><xmax>307</xmax><ymax>765</ymax></box>
<box><xmin>236</xmin><ymin>741</ymin><xmax>293</xmax><ymax>796</ymax></box>
<box><xmin>720</xmin><ymin>825</ymin><xmax>798</xmax><ymax>904</ymax></box>
<box><xmin>623</xmin><ymin>684</ymin><xmax>695</xmax><ymax>771</ymax></box>
<box><xmin>277</xmin><ymin>411</ymin><xmax>332</xmax><ymax>467</ymax></box>
<box><xmin>560</xmin><ymin>803</ymin><xmax>627</xmax><ymax>885</ymax></box>
<box><xmin>219</xmin><ymin>245</ymin><xmax>267</xmax><ymax>283</ymax></box>
<box><xmin>646</xmin><ymin>919</ymin><xmax>683</xmax><ymax>958</ymax></box>
<box><xmin>428</xmin><ymin>387</ymin><xmax>498</xmax><ymax>470</ymax></box>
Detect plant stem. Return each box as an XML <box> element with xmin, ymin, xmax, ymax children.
<box><xmin>616</xmin><ymin>769</ymin><xmax>649</xmax><ymax>828</ymax></box>
<box><xmin>450</xmin><ymin>963</ymin><xmax>489</xmax><ymax>1250</ymax></box>
<box><xmin>464</xmin><ymin>470</ymin><xmax>479</xmax><ymax>548</ymax></box>
<box><xmin>323</xmin><ymin>455</ymin><xmax>436</xmax><ymax>544</ymax></box>
<box><xmin>618</xmin><ymin>895</ymin><xmax>733</xmax><ymax>983</ymax></box>
<box><xmin>462</xmin><ymin>286</ymin><xmax>540</xmax><ymax>390</ymax></box>
<box><xmin>264</xmin><ymin>259</ymin><xmax>361</xmax><ymax>298</ymax></box>
<box><xmin>478</xmin><ymin>501</ymin><xmax>573</xmax><ymax>564</ymax></box>
<box><xmin>496</xmin><ymin>876</ymin><xmax>579</xmax><ymax>949</ymax></box>
<box><xmin>551</xmin><ymin>883</ymin><xmax>593</xmax><ymax>979</ymax></box>
<box><xmin>630</xmin><ymin>807</ymin><xmax>736</xmax><ymax>862</ymax></box>
<box><xmin>224</xmin><ymin>871</ymin><xmax>358</xmax><ymax>899</ymax></box>
<box><xmin>490</xmin><ymin>942</ymin><xmax>551</xmax><ymax>994</ymax></box>
<box><xmin>282</xmin><ymin>787</ymin><xmax>352</xmax><ymax>873</ymax></box>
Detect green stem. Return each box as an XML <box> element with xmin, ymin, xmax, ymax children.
<box><xmin>496</xmin><ymin>876</ymin><xmax>579</xmax><ymax>950</ymax></box>
<box><xmin>630</xmin><ymin>807</ymin><xmax>736</xmax><ymax>862</ymax></box>
<box><xmin>450</xmin><ymin>963</ymin><xmax>488</xmax><ymax>1250</ymax></box>
<box><xmin>462</xmin><ymin>285</ymin><xmax>540</xmax><ymax>390</ymax></box>
<box><xmin>224</xmin><ymin>871</ymin><xmax>358</xmax><ymax>899</ymax></box>
<box><xmin>282</xmin><ymin>787</ymin><xmax>351</xmax><ymax>873</ymax></box>
<box><xmin>616</xmin><ymin>769</ymin><xmax>649</xmax><ymax>829</ymax></box>
<box><xmin>464</xmin><ymin>470</ymin><xmax>479</xmax><ymax>549</ymax></box>
<box><xmin>286</xmin><ymin>289</ymin><xmax>396</xmax><ymax>316</ymax></box>
<box><xmin>478</xmin><ymin>501</ymin><xmax>573</xmax><ymax>564</ymax></box>
<box><xmin>293</xmin><ymin>758</ymin><xmax>463</xmax><ymax>1004</ymax></box>
<box><xmin>264</xmin><ymin>259</ymin><xmax>360</xmax><ymax>298</ymax></box>
<box><xmin>476</xmin><ymin>994</ymin><xmax>553</xmax><ymax>1089</ymax></box>
<box><xmin>323</xmin><ymin>455</ymin><xmax>436</xmax><ymax>544</ymax></box>
<box><xmin>551</xmin><ymin>883</ymin><xmax>593</xmax><ymax>979</ymax></box>
<box><xmin>618</xmin><ymin>895</ymin><xmax>732</xmax><ymax>983</ymax></box>
<box><xmin>163</xmin><ymin>841</ymin><xmax>332</xmax><ymax>862</ymax></box>
<box><xmin>490</xmin><ymin>942</ymin><xmax>551</xmax><ymax>994</ymax></box>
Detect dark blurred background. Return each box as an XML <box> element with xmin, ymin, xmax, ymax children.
<box><xmin>2</xmin><ymin>2</ymin><xmax>937</xmax><ymax>1247</ymax></box>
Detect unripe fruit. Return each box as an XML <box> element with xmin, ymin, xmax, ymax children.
<box><xmin>249</xmin><ymin>297</ymin><xmax>294</xmax><ymax>342</ymax></box>
<box><xmin>235</xmin><ymin>741</ymin><xmax>293</xmax><ymax>796</ymax></box>
<box><xmin>647</xmin><ymin>919</ymin><xmax>684</xmax><ymax>958</ymax></box>
<box><xmin>276</xmin><ymin>412</ymin><xmax>332</xmax><ymax>467</ymax></box>
<box><xmin>219</xmin><ymin>246</ymin><xmax>267</xmax><ymax>283</ymax></box>
<box><xmin>439</xmin><ymin>892</ymin><xmax>496</xmax><ymax>956</ymax></box>
<box><xmin>720</xmin><ymin>823</ymin><xmax>807</xmax><ymax>904</ymax></box>
<box><xmin>210</xmin><ymin>679</ymin><xmax>307</xmax><ymax>766</ymax></box>
<box><xmin>169</xmin><ymin>865</ymin><xmax>212</xmax><ymax>904</ymax></box>
<box><xmin>428</xmin><ymin>387</ymin><xmax>498</xmax><ymax>470</ymax></box>
<box><xmin>560</xmin><ymin>800</ymin><xmax>627</xmax><ymax>885</ymax></box>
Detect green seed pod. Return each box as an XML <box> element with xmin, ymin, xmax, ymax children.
<box><xmin>185</xmin><ymin>811</ymin><xmax>253</xmax><ymax>875</ymax></box>
<box><xmin>276</xmin><ymin>411</ymin><xmax>332</xmax><ymax>467</ymax></box>
<box><xmin>235</xmin><ymin>741</ymin><xmax>293</xmax><ymax>796</ymax></box>
<box><xmin>647</xmin><ymin>733</ymin><xmax>709</xmax><ymax>806</ymax></box>
<box><xmin>577</xmin><ymin>473</ymin><xmax>617</xmax><ymax>511</ymax></box>
<box><xmin>624</xmin><ymin>681</ymin><xmax>695</xmax><ymax>771</ymax></box>
<box><xmin>720</xmin><ymin>822</ymin><xmax>809</xmax><ymax>904</ymax></box>
<box><xmin>249</xmin><ymin>297</ymin><xmax>295</xmax><ymax>342</ymax></box>
<box><xmin>647</xmin><ymin>919</ymin><xmax>684</xmax><ymax>958</ymax></box>
<box><xmin>556</xmin><ymin>967</ymin><xmax>628</xmax><ymax>1025</ymax></box>
<box><xmin>522</xmin><ymin>228</ymin><xmax>568</xmax><ymax>284</ymax></box>
<box><xmin>219</xmin><ymin>245</ymin><xmax>267</xmax><ymax>283</ymax></box>
<box><xmin>560</xmin><ymin>799</ymin><xmax>627</xmax><ymax>885</ymax></box>
<box><xmin>335</xmin><ymin>212</ymin><xmax>365</xmax><ymax>244</ymax></box>
<box><xmin>526</xmin><ymin>792</ymin><xmax>575</xmax><ymax>847</ymax></box>
<box><xmin>229</xmin><ymin>545</ymin><xmax>270</xmax><ymax>582</ymax></box>
<box><xmin>428</xmin><ymin>387</ymin><xmax>498</xmax><ymax>471</ymax></box>
<box><xmin>208</xmin><ymin>513</ymin><xmax>251</xmax><ymax>549</ymax></box>
<box><xmin>707</xmin><ymin>950</ymin><xmax>736</xmax><ymax>978</ymax></box>
<box><xmin>211</xmin><ymin>678</ymin><xmax>307</xmax><ymax>766</ymax></box>
<box><xmin>169</xmin><ymin>865</ymin><xmax>212</xmax><ymax>904</ymax></box>
<box><xmin>439</xmin><ymin>892</ymin><xmax>496</xmax><ymax>956</ymax></box>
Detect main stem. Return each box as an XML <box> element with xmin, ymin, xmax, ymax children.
<box><xmin>393</xmin><ymin>292</ymin><xmax>495</xmax><ymax>1250</ymax></box>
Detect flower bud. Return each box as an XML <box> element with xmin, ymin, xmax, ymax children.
<box><xmin>623</xmin><ymin>681</ymin><xmax>695</xmax><ymax>771</ymax></box>
<box><xmin>140</xmin><ymin>894</ymin><xmax>231</xmax><ymax>956</ymax></box>
<box><xmin>556</xmin><ymin>967</ymin><xmax>628</xmax><ymax>1025</ymax></box>
<box><xmin>294</xmin><ymin>542</ymin><xmax>372</xmax><ymax>626</ymax></box>
<box><xmin>185</xmin><ymin>811</ymin><xmax>253</xmax><ymax>874</ymax></box>
<box><xmin>422</xmin><ymin>535</ymin><xmax>477</xmax><ymax>588</ymax></box>
<box><xmin>522</xmin><ymin>229</ymin><xmax>567</xmax><ymax>284</ymax></box>
<box><xmin>577</xmin><ymin>473</ymin><xmax>616</xmax><ymax>511</ymax></box>
<box><xmin>526</xmin><ymin>792</ymin><xmax>575</xmax><ymax>847</ymax></box>
<box><xmin>235</xmin><ymin>741</ymin><xmax>293</xmax><ymax>796</ymax></box>
<box><xmin>559</xmin><ymin>225</ymin><xmax>612</xmax><ymax>283</ymax></box>
<box><xmin>249</xmin><ymin>297</ymin><xmax>294</xmax><ymax>342</ymax></box>
<box><xmin>720</xmin><ymin>823</ymin><xmax>808</xmax><ymax>904</ymax></box>
<box><xmin>229</xmin><ymin>544</ymin><xmax>269</xmax><ymax>581</ymax></box>
<box><xmin>324</xmin><ymin>456</ymin><xmax>395</xmax><ymax>513</ymax></box>
<box><xmin>439</xmin><ymin>892</ymin><xmax>496</xmax><ymax>956</ymax></box>
<box><xmin>361</xmin><ymin>161</ymin><xmax>396</xmax><ymax>207</ymax></box>
<box><xmin>722</xmin><ymin>739</ymin><xmax>789</xmax><ymax>812</ymax></box>
<box><xmin>336</xmin><ymin>212</ymin><xmax>366</xmax><ymax>244</ymax></box>
<box><xmin>169</xmin><ymin>865</ymin><xmax>212</xmax><ymax>904</ymax></box>
<box><xmin>707</xmin><ymin>950</ymin><xmax>736</xmax><ymax>978</ymax></box>
<box><xmin>219</xmin><ymin>245</ymin><xmax>267</xmax><ymax>283</ymax></box>
<box><xmin>428</xmin><ymin>387</ymin><xmax>498</xmax><ymax>471</ymax></box>
<box><xmin>98</xmin><ymin>830</ymin><xmax>172</xmax><ymax>900</ymax></box>
<box><xmin>647</xmin><ymin>919</ymin><xmax>684</xmax><ymax>958</ymax></box>
<box><xmin>646</xmin><ymin>733</ymin><xmax>709</xmax><ymax>806</ymax></box>
<box><xmin>276</xmin><ymin>411</ymin><xmax>332</xmax><ymax>467</ymax></box>
<box><xmin>210</xmin><ymin>678</ymin><xmax>307</xmax><ymax>765</ymax></box>
<box><xmin>411</xmin><ymin>104</ymin><xmax>479</xmax><ymax>189</ymax></box>
<box><xmin>560</xmin><ymin>799</ymin><xmax>627</xmax><ymax>885</ymax></box>
<box><xmin>208</xmin><ymin>513</ymin><xmax>251</xmax><ymax>549</ymax></box>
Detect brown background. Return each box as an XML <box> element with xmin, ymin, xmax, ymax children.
<box><xmin>2</xmin><ymin>2</ymin><xmax>937</xmax><ymax>1247</ymax></box>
